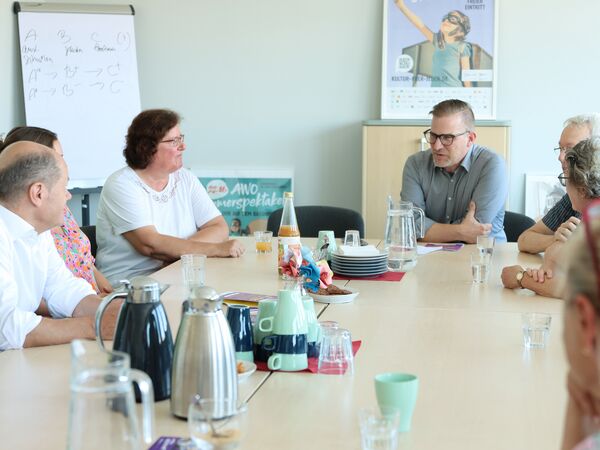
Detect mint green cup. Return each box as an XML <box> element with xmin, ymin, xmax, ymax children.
<box><xmin>374</xmin><ymin>373</ymin><xmax>419</xmax><ymax>432</ymax></box>
<box><xmin>268</xmin><ymin>352</ymin><xmax>308</xmax><ymax>371</ymax></box>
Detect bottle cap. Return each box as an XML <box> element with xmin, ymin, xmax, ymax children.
<box><xmin>284</xmin><ymin>192</ymin><xmax>293</xmax><ymax>198</ymax></box>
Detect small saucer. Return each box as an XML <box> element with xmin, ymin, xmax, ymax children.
<box><xmin>237</xmin><ymin>361</ymin><xmax>257</xmax><ymax>381</ymax></box>
<box><xmin>309</xmin><ymin>288</ymin><xmax>359</xmax><ymax>304</ymax></box>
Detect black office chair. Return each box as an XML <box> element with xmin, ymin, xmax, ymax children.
<box><xmin>266</xmin><ymin>206</ymin><xmax>365</xmax><ymax>238</ymax></box>
<box><xmin>503</xmin><ymin>211</ymin><xmax>535</xmax><ymax>243</ymax></box>
<box><xmin>80</xmin><ymin>225</ymin><xmax>97</xmax><ymax>258</ymax></box>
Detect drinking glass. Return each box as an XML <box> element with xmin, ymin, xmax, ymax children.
<box><xmin>188</xmin><ymin>396</ymin><xmax>247</xmax><ymax>450</ymax></box>
<box><xmin>476</xmin><ymin>235</ymin><xmax>495</xmax><ymax>259</ymax></box>
<box><xmin>344</xmin><ymin>230</ymin><xmax>360</xmax><ymax>247</ymax></box>
<box><xmin>254</xmin><ymin>231</ymin><xmax>273</xmax><ymax>254</ymax></box>
<box><xmin>471</xmin><ymin>252</ymin><xmax>490</xmax><ymax>283</ymax></box>
<box><xmin>317</xmin><ymin>327</ymin><xmax>354</xmax><ymax>375</ymax></box>
<box><xmin>358</xmin><ymin>407</ymin><xmax>400</xmax><ymax>450</ymax></box>
<box><xmin>522</xmin><ymin>313</ymin><xmax>552</xmax><ymax>349</ymax></box>
<box><xmin>181</xmin><ymin>254</ymin><xmax>206</xmax><ymax>297</ymax></box>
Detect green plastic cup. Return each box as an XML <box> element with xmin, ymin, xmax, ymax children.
<box><xmin>374</xmin><ymin>372</ymin><xmax>419</xmax><ymax>432</ymax></box>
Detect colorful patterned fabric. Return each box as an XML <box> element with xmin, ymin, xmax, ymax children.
<box><xmin>575</xmin><ymin>432</ymin><xmax>600</xmax><ymax>450</ymax></box>
<box><xmin>51</xmin><ymin>207</ymin><xmax>98</xmax><ymax>292</ymax></box>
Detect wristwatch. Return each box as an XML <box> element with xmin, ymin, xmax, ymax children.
<box><xmin>516</xmin><ymin>270</ymin><xmax>525</xmax><ymax>289</ymax></box>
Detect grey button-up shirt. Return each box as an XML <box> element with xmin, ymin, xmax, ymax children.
<box><xmin>401</xmin><ymin>144</ymin><xmax>508</xmax><ymax>241</ymax></box>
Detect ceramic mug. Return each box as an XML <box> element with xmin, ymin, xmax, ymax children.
<box><xmin>316</xmin><ymin>230</ymin><xmax>337</xmax><ymax>260</ymax></box>
<box><xmin>254</xmin><ymin>298</ymin><xmax>277</xmax><ymax>362</ymax></box>
<box><xmin>258</xmin><ymin>289</ymin><xmax>307</xmax><ymax>336</ymax></box>
<box><xmin>226</xmin><ymin>304</ymin><xmax>254</xmax><ymax>362</ymax></box>
<box><xmin>302</xmin><ymin>296</ymin><xmax>322</xmax><ymax>358</ymax></box>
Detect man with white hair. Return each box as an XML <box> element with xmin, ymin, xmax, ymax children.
<box><xmin>0</xmin><ymin>141</ymin><xmax>118</xmax><ymax>350</ymax></box>
<box><xmin>518</xmin><ymin>114</ymin><xmax>600</xmax><ymax>254</ymax></box>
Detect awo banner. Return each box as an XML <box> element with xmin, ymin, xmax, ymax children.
<box><xmin>194</xmin><ymin>169</ymin><xmax>293</xmax><ymax>236</ymax></box>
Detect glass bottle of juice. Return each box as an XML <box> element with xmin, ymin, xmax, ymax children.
<box><xmin>278</xmin><ymin>192</ymin><xmax>302</xmax><ymax>278</ymax></box>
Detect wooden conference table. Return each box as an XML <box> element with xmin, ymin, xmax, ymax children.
<box><xmin>1</xmin><ymin>238</ymin><xmax>567</xmax><ymax>449</ymax></box>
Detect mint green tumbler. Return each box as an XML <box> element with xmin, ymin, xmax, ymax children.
<box><xmin>374</xmin><ymin>372</ymin><xmax>419</xmax><ymax>432</ymax></box>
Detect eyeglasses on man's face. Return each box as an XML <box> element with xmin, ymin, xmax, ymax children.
<box><xmin>423</xmin><ymin>129</ymin><xmax>469</xmax><ymax>146</ymax></box>
<box><xmin>160</xmin><ymin>134</ymin><xmax>185</xmax><ymax>148</ymax></box>
<box><xmin>553</xmin><ymin>146</ymin><xmax>571</xmax><ymax>155</ymax></box>
<box><xmin>557</xmin><ymin>173</ymin><xmax>569</xmax><ymax>187</ymax></box>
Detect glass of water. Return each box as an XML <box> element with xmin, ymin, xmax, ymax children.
<box><xmin>522</xmin><ymin>313</ymin><xmax>551</xmax><ymax>349</ymax></box>
<box><xmin>358</xmin><ymin>407</ymin><xmax>400</xmax><ymax>450</ymax></box>
<box><xmin>471</xmin><ymin>252</ymin><xmax>491</xmax><ymax>283</ymax></box>
<box><xmin>476</xmin><ymin>234</ymin><xmax>495</xmax><ymax>259</ymax></box>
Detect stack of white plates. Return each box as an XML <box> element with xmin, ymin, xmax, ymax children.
<box><xmin>330</xmin><ymin>251</ymin><xmax>388</xmax><ymax>277</ymax></box>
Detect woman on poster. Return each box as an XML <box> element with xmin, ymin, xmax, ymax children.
<box><xmin>394</xmin><ymin>0</ymin><xmax>472</xmax><ymax>87</ymax></box>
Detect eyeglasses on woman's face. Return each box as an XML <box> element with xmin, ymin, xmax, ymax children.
<box><xmin>423</xmin><ymin>129</ymin><xmax>469</xmax><ymax>146</ymax></box>
<box><xmin>160</xmin><ymin>134</ymin><xmax>185</xmax><ymax>148</ymax></box>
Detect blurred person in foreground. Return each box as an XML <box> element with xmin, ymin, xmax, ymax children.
<box><xmin>560</xmin><ymin>199</ymin><xmax>600</xmax><ymax>449</ymax></box>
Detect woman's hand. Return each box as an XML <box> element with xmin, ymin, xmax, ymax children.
<box><xmin>501</xmin><ymin>265</ymin><xmax>524</xmax><ymax>289</ymax></box>
<box><xmin>526</xmin><ymin>266</ymin><xmax>553</xmax><ymax>283</ymax></box>
<box><xmin>93</xmin><ymin>266</ymin><xmax>114</xmax><ymax>295</ymax></box>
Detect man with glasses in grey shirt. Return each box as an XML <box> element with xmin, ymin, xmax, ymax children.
<box><xmin>401</xmin><ymin>99</ymin><xmax>508</xmax><ymax>243</ymax></box>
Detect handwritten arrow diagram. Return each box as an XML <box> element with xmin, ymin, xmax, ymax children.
<box><xmin>45</xmin><ymin>72</ymin><xmax>58</xmax><ymax>79</ymax></box>
<box><xmin>85</xmin><ymin>68</ymin><xmax>103</xmax><ymax>77</ymax></box>
<box><xmin>90</xmin><ymin>82</ymin><xmax>105</xmax><ymax>90</ymax></box>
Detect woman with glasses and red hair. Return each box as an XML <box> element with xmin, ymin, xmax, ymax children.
<box><xmin>394</xmin><ymin>0</ymin><xmax>472</xmax><ymax>87</ymax></box>
<box><xmin>561</xmin><ymin>200</ymin><xmax>600</xmax><ymax>449</ymax></box>
<box><xmin>95</xmin><ymin>109</ymin><xmax>245</xmax><ymax>284</ymax></box>
<box><xmin>502</xmin><ymin>138</ymin><xmax>600</xmax><ymax>297</ymax></box>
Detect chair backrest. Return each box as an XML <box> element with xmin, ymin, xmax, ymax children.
<box><xmin>503</xmin><ymin>211</ymin><xmax>535</xmax><ymax>243</ymax></box>
<box><xmin>79</xmin><ymin>225</ymin><xmax>97</xmax><ymax>258</ymax></box>
<box><xmin>266</xmin><ymin>206</ymin><xmax>365</xmax><ymax>238</ymax></box>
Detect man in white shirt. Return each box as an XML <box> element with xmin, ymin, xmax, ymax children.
<box><xmin>0</xmin><ymin>141</ymin><xmax>118</xmax><ymax>350</ymax></box>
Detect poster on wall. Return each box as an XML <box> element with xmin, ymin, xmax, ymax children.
<box><xmin>195</xmin><ymin>169</ymin><xmax>293</xmax><ymax>236</ymax></box>
<box><xmin>381</xmin><ymin>0</ymin><xmax>497</xmax><ymax>119</ymax></box>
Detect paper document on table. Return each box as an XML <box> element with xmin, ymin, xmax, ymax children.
<box><xmin>221</xmin><ymin>291</ymin><xmax>277</xmax><ymax>305</ymax></box>
<box><xmin>417</xmin><ymin>245</ymin><xmax>442</xmax><ymax>255</ymax></box>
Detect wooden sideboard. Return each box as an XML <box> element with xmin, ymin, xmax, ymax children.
<box><xmin>361</xmin><ymin>120</ymin><xmax>511</xmax><ymax>239</ymax></box>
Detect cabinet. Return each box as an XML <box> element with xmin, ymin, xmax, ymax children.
<box><xmin>362</xmin><ymin>120</ymin><xmax>511</xmax><ymax>239</ymax></box>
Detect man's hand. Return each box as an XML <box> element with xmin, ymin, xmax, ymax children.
<box><xmin>554</xmin><ymin>216</ymin><xmax>581</xmax><ymax>243</ymax></box>
<box><xmin>501</xmin><ymin>265</ymin><xmax>524</xmax><ymax>289</ymax></box>
<box><xmin>459</xmin><ymin>201</ymin><xmax>492</xmax><ymax>243</ymax></box>
<box><xmin>214</xmin><ymin>239</ymin><xmax>245</xmax><ymax>258</ymax></box>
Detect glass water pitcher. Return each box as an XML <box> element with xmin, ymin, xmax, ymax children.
<box><xmin>384</xmin><ymin>197</ymin><xmax>424</xmax><ymax>272</ymax></box>
<box><xmin>67</xmin><ymin>340</ymin><xmax>155</xmax><ymax>450</ymax></box>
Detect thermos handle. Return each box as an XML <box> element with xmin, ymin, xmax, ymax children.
<box><xmin>129</xmin><ymin>368</ymin><xmax>155</xmax><ymax>445</ymax></box>
<box><xmin>94</xmin><ymin>289</ymin><xmax>127</xmax><ymax>349</ymax></box>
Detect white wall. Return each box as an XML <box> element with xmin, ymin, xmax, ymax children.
<box><xmin>2</xmin><ymin>0</ymin><xmax>600</xmax><ymax>223</ymax></box>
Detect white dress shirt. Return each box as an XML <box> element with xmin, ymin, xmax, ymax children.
<box><xmin>0</xmin><ymin>206</ymin><xmax>95</xmax><ymax>350</ymax></box>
